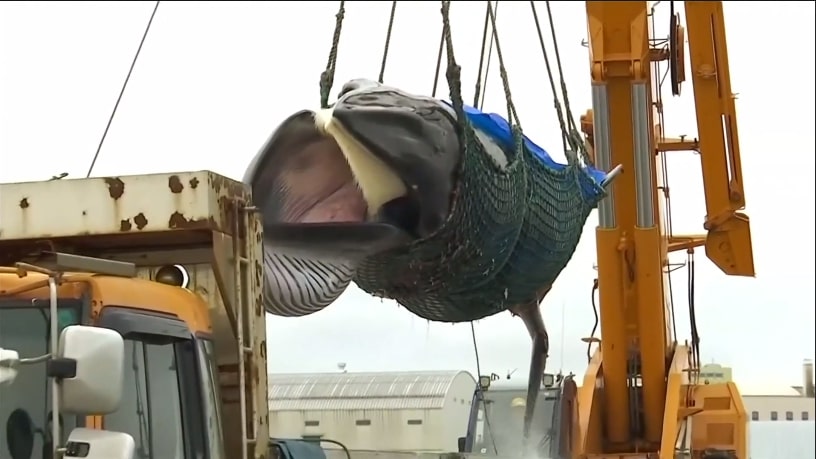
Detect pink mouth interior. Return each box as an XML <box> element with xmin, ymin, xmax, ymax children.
<box><xmin>300</xmin><ymin>183</ymin><xmax>367</xmax><ymax>223</ymax></box>
<box><xmin>278</xmin><ymin>137</ymin><xmax>368</xmax><ymax>224</ymax></box>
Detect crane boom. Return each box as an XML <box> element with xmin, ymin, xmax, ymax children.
<box><xmin>576</xmin><ymin>1</ymin><xmax>754</xmax><ymax>457</ymax></box>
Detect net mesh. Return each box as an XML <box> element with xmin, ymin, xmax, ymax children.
<box><xmin>354</xmin><ymin>114</ymin><xmax>604</xmax><ymax>322</ymax></box>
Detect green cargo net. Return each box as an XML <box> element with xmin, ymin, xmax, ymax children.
<box><xmin>353</xmin><ymin>108</ymin><xmax>605</xmax><ymax>322</ymax></box>
<box><xmin>320</xmin><ymin>1</ymin><xmax>612</xmax><ymax>323</ymax></box>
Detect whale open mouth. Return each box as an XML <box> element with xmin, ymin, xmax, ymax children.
<box><xmin>243</xmin><ymin>79</ymin><xmax>461</xmax><ymax>316</ymax></box>
<box><xmin>288</xmin><ymin>108</ymin><xmax>421</xmax><ymax>233</ymax></box>
<box><xmin>247</xmin><ymin>109</ymin><xmax>425</xmax><ymax>257</ymax></box>
<box><xmin>246</xmin><ymin>82</ymin><xmax>462</xmax><ymax>254</ymax></box>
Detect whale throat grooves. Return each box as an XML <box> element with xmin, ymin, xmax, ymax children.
<box><xmin>244</xmin><ymin>110</ymin><xmax>411</xmax><ymax>317</ymax></box>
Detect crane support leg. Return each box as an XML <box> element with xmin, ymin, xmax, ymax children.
<box><xmin>584</xmin><ymin>1</ymin><xmax>670</xmax><ymax>451</ymax></box>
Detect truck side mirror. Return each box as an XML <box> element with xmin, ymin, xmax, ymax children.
<box><xmin>0</xmin><ymin>347</ymin><xmax>20</xmax><ymax>385</ymax></box>
<box><xmin>63</xmin><ymin>428</ymin><xmax>134</xmax><ymax>459</ymax></box>
<box><xmin>58</xmin><ymin>325</ymin><xmax>125</xmax><ymax>415</ymax></box>
<box><xmin>457</xmin><ymin>436</ymin><xmax>466</xmax><ymax>453</ymax></box>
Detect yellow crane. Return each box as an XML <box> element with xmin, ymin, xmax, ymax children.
<box><xmin>574</xmin><ymin>2</ymin><xmax>754</xmax><ymax>458</ymax></box>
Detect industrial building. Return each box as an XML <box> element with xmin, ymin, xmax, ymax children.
<box><xmin>268</xmin><ymin>370</ymin><xmax>477</xmax><ymax>452</ymax></box>
<box><xmin>267</xmin><ymin>360</ymin><xmax>814</xmax><ymax>455</ymax></box>
<box><xmin>699</xmin><ymin>360</ymin><xmax>815</xmax><ymax>422</ymax></box>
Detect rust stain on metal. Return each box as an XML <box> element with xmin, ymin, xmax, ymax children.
<box><xmin>189</xmin><ymin>177</ymin><xmax>199</xmax><ymax>189</ymax></box>
<box><xmin>168</xmin><ymin>212</ymin><xmax>186</xmax><ymax>229</ymax></box>
<box><xmin>210</xmin><ymin>173</ymin><xmax>249</xmax><ymax>200</ymax></box>
<box><xmin>254</xmin><ymin>261</ymin><xmax>262</xmax><ymax>288</ymax></box>
<box><xmin>168</xmin><ymin>211</ymin><xmax>215</xmax><ymax>229</ymax></box>
<box><xmin>168</xmin><ymin>175</ymin><xmax>184</xmax><ymax>194</ymax></box>
<box><xmin>120</xmin><ymin>219</ymin><xmax>132</xmax><ymax>231</ymax></box>
<box><xmin>206</xmin><ymin>173</ymin><xmax>255</xmax><ymax>236</ymax></box>
<box><xmin>104</xmin><ymin>177</ymin><xmax>125</xmax><ymax>200</ymax></box>
<box><xmin>217</xmin><ymin>196</ymin><xmax>239</xmax><ymax>237</ymax></box>
<box><xmin>133</xmin><ymin>213</ymin><xmax>148</xmax><ymax>230</ymax></box>
<box><xmin>19</xmin><ymin>198</ymin><xmax>29</xmax><ymax>209</ymax></box>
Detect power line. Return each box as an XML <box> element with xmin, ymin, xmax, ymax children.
<box><xmin>86</xmin><ymin>0</ymin><xmax>161</xmax><ymax>178</ymax></box>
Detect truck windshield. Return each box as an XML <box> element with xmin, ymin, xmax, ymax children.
<box><xmin>472</xmin><ymin>389</ymin><xmax>558</xmax><ymax>457</ymax></box>
<box><xmin>104</xmin><ymin>337</ymin><xmax>187</xmax><ymax>459</ymax></box>
<box><xmin>0</xmin><ymin>301</ymin><xmax>82</xmax><ymax>459</ymax></box>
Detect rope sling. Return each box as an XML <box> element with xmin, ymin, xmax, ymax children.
<box><xmin>318</xmin><ymin>1</ymin><xmax>611</xmax><ymax>323</ymax></box>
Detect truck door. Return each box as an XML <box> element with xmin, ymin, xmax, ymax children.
<box><xmin>97</xmin><ymin>307</ymin><xmax>215</xmax><ymax>459</ymax></box>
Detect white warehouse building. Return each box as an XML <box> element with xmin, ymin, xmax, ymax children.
<box><xmin>268</xmin><ymin>370</ymin><xmax>477</xmax><ymax>452</ymax></box>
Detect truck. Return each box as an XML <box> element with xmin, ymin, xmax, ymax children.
<box><xmin>0</xmin><ymin>171</ymin><xmax>269</xmax><ymax>459</ymax></box>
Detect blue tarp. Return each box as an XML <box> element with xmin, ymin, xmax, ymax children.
<box><xmin>448</xmin><ymin>102</ymin><xmax>608</xmax><ymax>200</ymax></box>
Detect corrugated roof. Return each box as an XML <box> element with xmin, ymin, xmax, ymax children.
<box><xmin>740</xmin><ymin>384</ymin><xmax>804</xmax><ymax>397</ymax></box>
<box><xmin>268</xmin><ymin>370</ymin><xmax>473</xmax><ymax>411</ymax></box>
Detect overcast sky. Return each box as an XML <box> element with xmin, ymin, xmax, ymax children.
<box><xmin>1</xmin><ymin>1</ymin><xmax>813</xmax><ymax>393</ymax></box>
